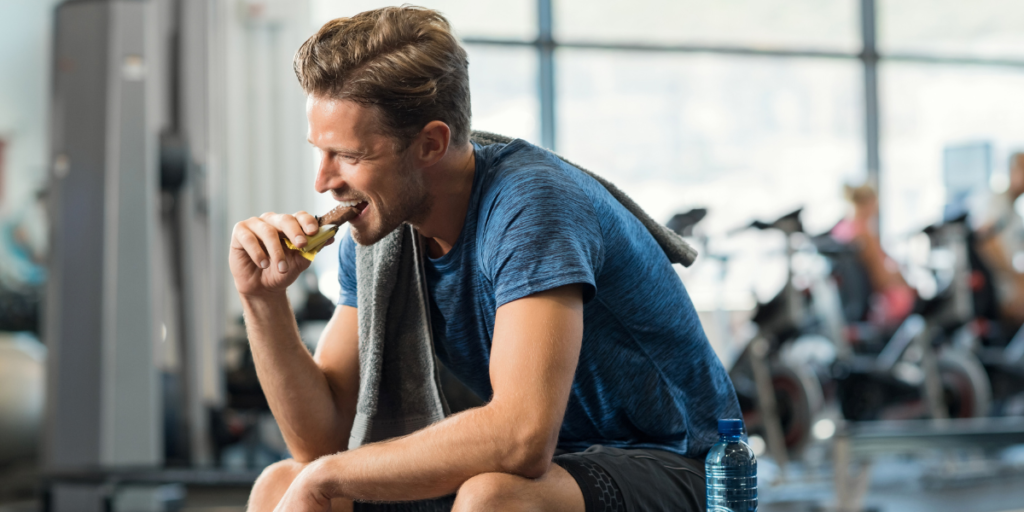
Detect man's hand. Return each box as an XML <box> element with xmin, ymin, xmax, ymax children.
<box><xmin>230</xmin><ymin>211</ymin><xmax>328</xmax><ymax>296</ymax></box>
<box><xmin>271</xmin><ymin>463</ymin><xmax>334</xmax><ymax>512</ymax></box>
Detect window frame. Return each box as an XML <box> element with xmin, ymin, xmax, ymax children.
<box><xmin>461</xmin><ymin>0</ymin><xmax>1024</xmax><ymax>219</ymax></box>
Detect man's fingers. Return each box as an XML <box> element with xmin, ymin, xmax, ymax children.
<box><xmin>232</xmin><ymin>223</ymin><xmax>270</xmax><ymax>269</ymax></box>
<box><xmin>252</xmin><ymin>221</ymin><xmax>291</xmax><ymax>273</ymax></box>
<box><xmin>294</xmin><ymin>211</ymin><xmax>319</xmax><ymax>235</ymax></box>
<box><xmin>266</xmin><ymin>212</ymin><xmax>310</xmax><ymax>249</ymax></box>
<box><xmin>237</xmin><ymin>212</ymin><xmax>322</xmax><ymax>274</ymax></box>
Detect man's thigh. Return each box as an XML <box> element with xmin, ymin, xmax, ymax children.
<box><xmin>553</xmin><ymin>445</ymin><xmax>706</xmax><ymax>512</ymax></box>
<box><xmin>452</xmin><ymin>463</ymin><xmax>585</xmax><ymax>512</ymax></box>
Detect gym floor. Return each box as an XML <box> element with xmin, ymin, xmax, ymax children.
<box><xmin>758</xmin><ymin>445</ymin><xmax>1024</xmax><ymax>512</ymax></box>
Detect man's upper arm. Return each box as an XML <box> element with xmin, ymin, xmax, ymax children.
<box><xmin>313</xmin><ymin>305</ymin><xmax>360</xmax><ymax>438</ymax></box>
<box><xmin>487</xmin><ymin>284</ymin><xmax>584</xmax><ymax>471</ymax></box>
<box><xmin>480</xmin><ymin>168</ymin><xmax>602</xmax><ymax>308</ymax></box>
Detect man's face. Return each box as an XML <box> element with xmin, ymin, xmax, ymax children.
<box><xmin>307</xmin><ymin>96</ymin><xmax>431</xmax><ymax>245</ymax></box>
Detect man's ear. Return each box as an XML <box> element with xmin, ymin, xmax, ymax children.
<box><xmin>415</xmin><ymin>120</ymin><xmax>451</xmax><ymax>167</ymax></box>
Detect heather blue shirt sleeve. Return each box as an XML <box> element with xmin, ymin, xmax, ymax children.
<box><xmin>478</xmin><ymin>163</ymin><xmax>603</xmax><ymax>308</ymax></box>
<box><xmin>336</xmin><ymin>229</ymin><xmax>358</xmax><ymax>308</ymax></box>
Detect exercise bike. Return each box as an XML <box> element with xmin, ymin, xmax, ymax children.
<box><xmin>937</xmin><ymin>216</ymin><xmax>1024</xmax><ymax>416</ymax></box>
<box><xmin>671</xmin><ymin>208</ymin><xmax>830</xmax><ymax>465</ymax></box>
<box><xmin>816</xmin><ymin>214</ymin><xmax>991</xmax><ymax>422</ymax></box>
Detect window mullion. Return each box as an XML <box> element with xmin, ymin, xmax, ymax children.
<box><xmin>538</xmin><ymin>0</ymin><xmax>556</xmax><ymax>150</ymax></box>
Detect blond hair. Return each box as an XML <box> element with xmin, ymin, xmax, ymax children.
<box><xmin>293</xmin><ymin>6</ymin><xmax>471</xmax><ymax>149</ymax></box>
<box><xmin>844</xmin><ymin>183</ymin><xmax>877</xmax><ymax>206</ymax></box>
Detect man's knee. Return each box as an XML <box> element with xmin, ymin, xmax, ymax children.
<box><xmin>248</xmin><ymin>459</ymin><xmax>306</xmax><ymax>512</ymax></box>
<box><xmin>255</xmin><ymin>458</ymin><xmax>306</xmax><ymax>488</ymax></box>
<box><xmin>453</xmin><ymin>472</ymin><xmax>528</xmax><ymax>512</ymax></box>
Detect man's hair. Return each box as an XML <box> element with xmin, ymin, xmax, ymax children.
<box><xmin>294</xmin><ymin>6</ymin><xmax>471</xmax><ymax>150</ymax></box>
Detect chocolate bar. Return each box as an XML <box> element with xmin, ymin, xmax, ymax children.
<box><xmin>317</xmin><ymin>204</ymin><xmax>361</xmax><ymax>227</ymax></box>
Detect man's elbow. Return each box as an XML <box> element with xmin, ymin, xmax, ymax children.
<box><xmin>502</xmin><ymin>427</ymin><xmax>558</xmax><ymax>479</ymax></box>
<box><xmin>289</xmin><ymin>444</ymin><xmax>340</xmax><ymax>465</ymax></box>
<box><xmin>286</xmin><ymin>429</ymin><xmax>350</xmax><ymax>464</ymax></box>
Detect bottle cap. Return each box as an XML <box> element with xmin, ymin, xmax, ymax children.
<box><xmin>718</xmin><ymin>419</ymin><xmax>745</xmax><ymax>436</ymax></box>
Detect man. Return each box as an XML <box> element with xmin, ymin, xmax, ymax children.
<box><xmin>230</xmin><ymin>6</ymin><xmax>740</xmax><ymax>511</ymax></box>
<box><xmin>977</xmin><ymin>152</ymin><xmax>1024</xmax><ymax>325</ymax></box>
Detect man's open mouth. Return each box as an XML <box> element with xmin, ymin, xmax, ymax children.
<box><xmin>336</xmin><ymin>200</ymin><xmax>369</xmax><ymax>212</ymax></box>
<box><xmin>318</xmin><ymin>200</ymin><xmax>370</xmax><ymax>226</ymax></box>
<box><xmin>335</xmin><ymin>200</ymin><xmax>370</xmax><ymax>218</ymax></box>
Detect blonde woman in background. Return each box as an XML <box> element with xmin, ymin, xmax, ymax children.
<box><xmin>830</xmin><ymin>183</ymin><xmax>917</xmax><ymax>330</ymax></box>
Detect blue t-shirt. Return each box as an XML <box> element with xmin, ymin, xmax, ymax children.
<box><xmin>338</xmin><ymin>139</ymin><xmax>740</xmax><ymax>458</ymax></box>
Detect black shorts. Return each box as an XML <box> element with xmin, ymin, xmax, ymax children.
<box><xmin>352</xmin><ymin>445</ymin><xmax>706</xmax><ymax>512</ymax></box>
<box><xmin>554</xmin><ymin>445</ymin><xmax>707</xmax><ymax>512</ymax></box>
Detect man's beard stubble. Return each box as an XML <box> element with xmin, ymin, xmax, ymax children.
<box><xmin>349</xmin><ymin>167</ymin><xmax>432</xmax><ymax>246</ymax></box>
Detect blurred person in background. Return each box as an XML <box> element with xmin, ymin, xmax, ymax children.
<box><xmin>976</xmin><ymin>152</ymin><xmax>1024</xmax><ymax>326</ymax></box>
<box><xmin>0</xmin><ymin>191</ymin><xmax>47</xmax><ymax>334</ymax></box>
<box><xmin>831</xmin><ymin>183</ymin><xmax>917</xmax><ymax>330</ymax></box>
<box><xmin>0</xmin><ymin>191</ymin><xmax>47</xmax><ymax>289</ymax></box>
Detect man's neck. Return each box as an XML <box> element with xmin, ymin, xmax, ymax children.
<box><xmin>411</xmin><ymin>142</ymin><xmax>476</xmax><ymax>259</ymax></box>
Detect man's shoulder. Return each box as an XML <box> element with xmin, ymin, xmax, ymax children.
<box><xmin>476</xmin><ymin>139</ymin><xmax>591</xmax><ymax>202</ymax></box>
<box><xmin>477</xmin><ymin>138</ymin><xmax>562</xmax><ymax>174</ymax></box>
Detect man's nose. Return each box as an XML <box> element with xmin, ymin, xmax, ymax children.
<box><xmin>314</xmin><ymin>159</ymin><xmax>342</xmax><ymax>194</ymax></box>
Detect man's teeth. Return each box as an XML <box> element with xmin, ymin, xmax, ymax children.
<box><xmin>338</xmin><ymin>200</ymin><xmax>361</xmax><ymax>207</ymax></box>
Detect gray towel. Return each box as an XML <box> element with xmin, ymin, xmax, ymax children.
<box><xmin>349</xmin><ymin>131</ymin><xmax>698</xmax><ymax>450</ymax></box>
<box><xmin>350</xmin><ymin>224</ymin><xmax>448</xmax><ymax>449</ymax></box>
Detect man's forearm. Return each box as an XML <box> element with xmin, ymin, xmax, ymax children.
<box><xmin>242</xmin><ymin>293</ymin><xmax>351</xmax><ymax>461</ymax></box>
<box><xmin>304</xmin><ymin>401</ymin><xmax>555</xmax><ymax>502</ymax></box>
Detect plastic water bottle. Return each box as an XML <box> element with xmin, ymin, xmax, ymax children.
<box><xmin>705</xmin><ymin>418</ymin><xmax>757</xmax><ymax>512</ymax></box>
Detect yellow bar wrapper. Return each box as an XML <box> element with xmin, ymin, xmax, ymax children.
<box><xmin>284</xmin><ymin>224</ymin><xmax>339</xmax><ymax>262</ymax></box>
